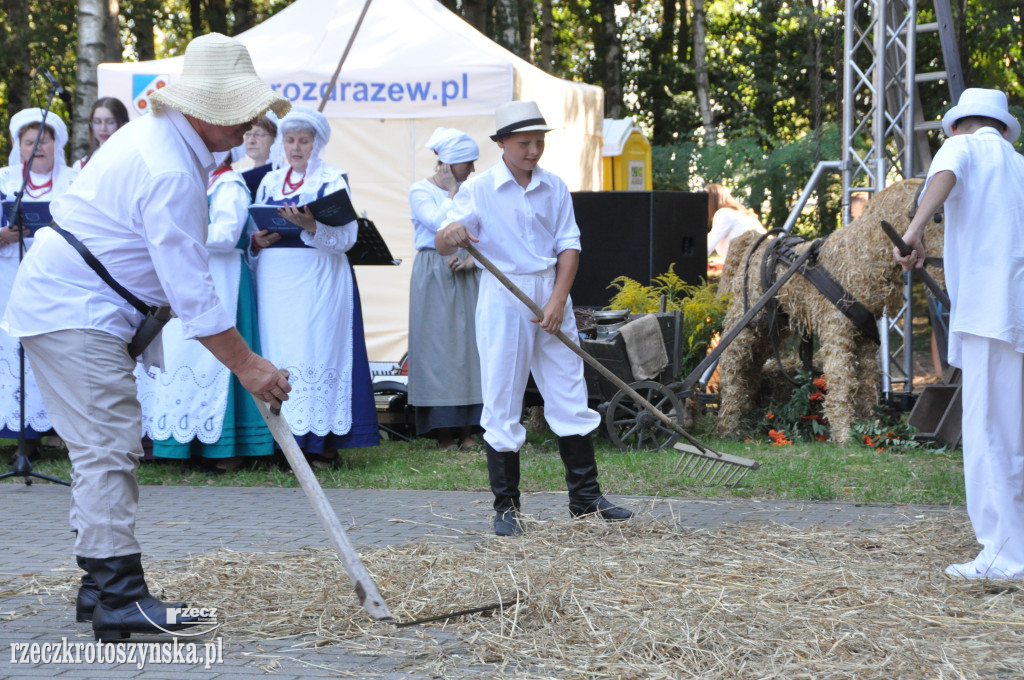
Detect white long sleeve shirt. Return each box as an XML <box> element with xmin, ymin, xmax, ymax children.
<box><xmin>442</xmin><ymin>160</ymin><xmax>581</xmax><ymax>274</ymax></box>
<box><xmin>1</xmin><ymin>109</ymin><xmax>233</xmax><ymax>344</ymax></box>
<box><xmin>707</xmin><ymin>208</ymin><xmax>765</xmax><ymax>260</ymax></box>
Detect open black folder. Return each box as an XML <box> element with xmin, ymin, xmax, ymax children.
<box><xmin>2</xmin><ymin>201</ymin><xmax>52</xmax><ymax>230</ymax></box>
<box><xmin>247</xmin><ymin>187</ymin><xmax>399</xmax><ymax>265</ymax></box>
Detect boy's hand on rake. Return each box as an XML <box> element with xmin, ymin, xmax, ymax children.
<box><xmin>534</xmin><ymin>296</ymin><xmax>565</xmax><ymax>334</ymax></box>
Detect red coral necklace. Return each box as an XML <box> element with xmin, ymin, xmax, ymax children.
<box><xmin>282</xmin><ymin>167</ymin><xmax>305</xmax><ymax>196</ymax></box>
<box><xmin>22</xmin><ymin>164</ymin><xmax>53</xmax><ymax>199</ymax></box>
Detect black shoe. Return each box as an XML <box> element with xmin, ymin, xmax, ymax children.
<box><xmin>557</xmin><ymin>434</ymin><xmax>633</xmax><ymax>522</ymax></box>
<box><xmin>494</xmin><ymin>510</ymin><xmax>524</xmax><ymax>536</ymax></box>
<box><xmin>83</xmin><ymin>554</ymin><xmax>204</xmax><ymax>641</ymax></box>
<box><xmin>569</xmin><ymin>495</ymin><xmax>633</xmax><ymax>521</ymax></box>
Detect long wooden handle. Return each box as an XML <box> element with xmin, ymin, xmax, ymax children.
<box><xmin>880</xmin><ymin>220</ymin><xmax>951</xmax><ymax>308</ymax></box>
<box><xmin>465</xmin><ymin>243</ymin><xmax>718</xmax><ymax>456</ymax></box>
<box><xmin>252</xmin><ymin>396</ymin><xmax>393</xmax><ymax>621</ymax></box>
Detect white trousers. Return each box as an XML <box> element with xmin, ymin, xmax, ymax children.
<box><xmin>476</xmin><ymin>269</ymin><xmax>600</xmax><ymax>452</ymax></box>
<box><xmin>959</xmin><ymin>333</ymin><xmax>1024</xmax><ymax>578</ymax></box>
<box><xmin>22</xmin><ymin>329</ymin><xmax>143</xmax><ymax>559</ymax></box>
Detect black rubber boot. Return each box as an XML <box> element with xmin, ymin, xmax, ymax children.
<box><xmin>486</xmin><ymin>443</ymin><xmax>523</xmax><ymax>536</ymax></box>
<box><xmin>84</xmin><ymin>554</ymin><xmax>203</xmax><ymax>641</ymax></box>
<box><xmin>557</xmin><ymin>434</ymin><xmax>632</xmax><ymax>521</ymax></box>
<box><xmin>75</xmin><ymin>556</ymin><xmax>100</xmax><ymax>623</ymax></box>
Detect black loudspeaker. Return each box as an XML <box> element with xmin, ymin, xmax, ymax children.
<box><xmin>570</xmin><ymin>191</ymin><xmax>708</xmax><ymax>308</ymax></box>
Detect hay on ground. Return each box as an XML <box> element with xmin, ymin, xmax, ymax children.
<box><xmin>9</xmin><ymin>508</ymin><xmax>1024</xmax><ymax>679</ymax></box>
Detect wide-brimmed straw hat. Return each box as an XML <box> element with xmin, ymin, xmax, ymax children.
<box><xmin>942</xmin><ymin>88</ymin><xmax>1020</xmax><ymax>143</ymax></box>
<box><xmin>148</xmin><ymin>33</ymin><xmax>291</xmax><ymax>126</ymax></box>
<box><xmin>490</xmin><ymin>101</ymin><xmax>552</xmax><ymax>141</ymax></box>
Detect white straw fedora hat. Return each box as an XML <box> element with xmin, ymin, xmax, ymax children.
<box><xmin>148</xmin><ymin>33</ymin><xmax>291</xmax><ymax>126</ymax></box>
<box><xmin>490</xmin><ymin>101</ymin><xmax>553</xmax><ymax>141</ymax></box>
<box><xmin>942</xmin><ymin>88</ymin><xmax>1020</xmax><ymax>143</ymax></box>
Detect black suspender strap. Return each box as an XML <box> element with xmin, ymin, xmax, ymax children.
<box><xmin>47</xmin><ymin>221</ymin><xmax>152</xmax><ymax>316</ymax></box>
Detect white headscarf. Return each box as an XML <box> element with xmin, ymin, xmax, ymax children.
<box><xmin>426</xmin><ymin>127</ymin><xmax>479</xmax><ymax>164</ymax></box>
<box><xmin>269</xmin><ymin>105</ymin><xmax>331</xmax><ymax>178</ymax></box>
<box><xmin>8</xmin><ymin>108</ymin><xmax>70</xmax><ymax>178</ymax></box>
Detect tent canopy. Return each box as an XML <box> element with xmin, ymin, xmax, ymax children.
<box><xmin>98</xmin><ymin>0</ymin><xmax>604</xmax><ymax>362</ymax></box>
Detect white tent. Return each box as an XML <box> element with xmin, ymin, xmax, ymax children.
<box><xmin>97</xmin><ymin>0</ymin><xmax>604</xmax><ymax>362</ymax></box>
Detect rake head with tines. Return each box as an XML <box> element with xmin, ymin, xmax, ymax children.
<box><xmin>672</xmin><ymin>442</ymin><xmax>760</xmax><ymax>486</ymax></box>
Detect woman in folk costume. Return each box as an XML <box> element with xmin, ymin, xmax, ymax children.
<box><xmin>250</xmin><ymin>105</ymin><xmax>378</xmax><ymax>466</ymax></box>
<box><xmin>136</xmin><ymin>153</ymin><xmax>273</xmax><ymax>470</ymax></box>
<box><xmin>0</xmin><ymin>109</ymin><xmax>77</xmax><ymax>452</ymax></box>
<box><xmin>407</xmin><ymin>127</ymin><xmax>483</xmax><ymax>450</ymax></box>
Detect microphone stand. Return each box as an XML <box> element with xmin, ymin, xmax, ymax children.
<box><xmin>0</xmin><ymin>77</ymin><xmax>70</xmax><ymax>486</ymax></box>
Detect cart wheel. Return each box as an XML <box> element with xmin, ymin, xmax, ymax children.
<box><xmin>604</xmin><ymin>380</ymin><xmax>684</xmax><ymax>452</ymax></box>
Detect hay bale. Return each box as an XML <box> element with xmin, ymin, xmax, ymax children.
<box><xmin>715</xmin><ymin>180</ymin><xmax>946</xmax><ymax>443</ymax></box>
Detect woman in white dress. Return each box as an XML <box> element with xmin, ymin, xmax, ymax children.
<box><xmin>136</xmin><ymin>154</ymin><xmax>273</xmax><ymax>470</ymax></box>
<box><xmin>407</xmin><ymin>127</ymin><xmax>482</xmax><ymax>450</ymax></box>
<box><xmin>250</xmin><ymin>106</ymin><xmax>378</xmax><ymax>466</ymax></box>
<box><xmin>0</xmin><ymin>109</ymin><xmax>77</xmax><ymax>452</ymax></box>
<box><xmin>73</xmin><ymin>97</ymin><xmax>129</xmax><ymax>170</ymax></box>
<box><xmin>705</xmin><ymin>183</ymin><xmax>766</xmax><ymax>261</ymax></box>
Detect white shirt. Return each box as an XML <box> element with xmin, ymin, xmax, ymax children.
<box><xmin>409</xmin><ymin>178</ymin><xmax>454</xmax><ymax>251</ymax></box>
<box><xmin>707</xmin><ymin>208</ymin><xmax>765</xmax><ymax>260</ymax></box>
<box><xmin>924</xmin><ymin>126</ymin><xmax>1024</xmax><ymax>365</ymax></box>
<box><xmin>442</xmin><ymin>160</ymin><xmax>581</xmax><ymax>274</ymax></box>
<box><xmin>1</xmin><ymin>109</ymin><xmax>233</xmax><ymax>344</ymax></box>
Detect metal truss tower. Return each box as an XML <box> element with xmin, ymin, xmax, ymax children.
<box><xmin>840</xmin><ymin>0</ymin><xmax>962</xmax><ymax>402</ymax></box>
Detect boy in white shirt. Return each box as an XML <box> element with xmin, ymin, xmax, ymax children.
<box><xmin>896</xmin><ymin>88</ymin><xmax>1024</xmax><ymax>580</ymax></box>
<box><xmin>437</xmin><ymin>101</ymin><xmax>632</xmax><ymax>536</ymax></box>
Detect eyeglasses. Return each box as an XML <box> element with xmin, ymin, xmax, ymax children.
<box><xmin>90</xmin><ymin>118</ymin><xmax>119</xmax><ymax>129</ymax></box>
<box><xmin>244</xmin><ymin>130</ymin><xmax>271</xmax><ymax>140</ymax></box>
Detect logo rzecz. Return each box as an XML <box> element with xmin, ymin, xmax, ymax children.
<box><xmin>132</xmin><ymin>74</ymin><xmax>169</xmax><ymax>115</ymax></box>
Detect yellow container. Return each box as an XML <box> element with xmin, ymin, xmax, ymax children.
<box><xmin>602</xmin><ymin>118</ymin><xmax>652</xmax><ymax>191</ymax></box>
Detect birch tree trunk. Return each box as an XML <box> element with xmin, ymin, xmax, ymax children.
<box><xmin>692</xmin><ymin>0</ymin><xmax>715</xmax><ymax>145</ymax></box>
<box><xmin>73</xmin><ymin>0</ymin><xmax>121</xmax><ymax>162</ymax></box>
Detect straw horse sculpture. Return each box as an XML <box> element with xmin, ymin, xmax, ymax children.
<box><xmin>715</xmin><ymin>179</ymin><xmax>945</xmax><ymax>443</ymax></box>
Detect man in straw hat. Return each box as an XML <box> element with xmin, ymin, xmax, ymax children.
<box><xmin>2</xmin><ymin>33</ymin><xmax>293</xmax><ymax>640</ymax></box>
<box><xmin>896</xmin><ymin>87</ymin><xmax>1024</xmax><ymax>581</ymax></box>
<box><xmin>436</xmin><ymin>101</ymin><xmax>632</xmax><ymax>536</ymax></box>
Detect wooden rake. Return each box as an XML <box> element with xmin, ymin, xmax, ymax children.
<box><xmin>465</xmin><ymin>243</ymin><xmax>759</xmax><ymax>486</ymax></box>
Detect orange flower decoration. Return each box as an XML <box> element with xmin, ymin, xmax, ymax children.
<box><xmin>863</xmin><ymin>435</ymin><xmax>875</xmax><ymax>447</ymax></box>
<box><xmin>809</xmin><ymin>391</ymin><xmax>825</xmax><ymax>402</ymax></box>
<box><xmin>813</xmin><ymin>376</ymin><xmax>827</xmax><ymax>391</ymax></box>
<box><xmin>765</xmin><ymin>412</ymin><xmax>775</xmax><ymax>420</ymax></box>
<box><xmin>768</xmin><ymin>429</ymin><xmax>793</xmax><ymax>446</ymax></box>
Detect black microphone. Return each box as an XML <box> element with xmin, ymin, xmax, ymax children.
<box><xmin>31</xmin><ymin>66</ymin><xmax>72</xmax><ymax>105</ymax></box>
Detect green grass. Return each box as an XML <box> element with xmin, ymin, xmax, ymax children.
<box><xmin>0</xmin><ymin>425</ymin><xmax>966</xmax><ymax>506</ymax></box>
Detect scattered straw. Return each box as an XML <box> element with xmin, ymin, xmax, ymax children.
<box><xmin>9</xmin><ymin>509</ymin><xmax>1023</xmax><ymax>679</ymax></box>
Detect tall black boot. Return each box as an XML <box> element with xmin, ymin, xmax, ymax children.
<box><xmin>83</xmin><ymin>554</ymin><xmax>204</xmax><ymax>641</ymax></box>
<box><xmin>486</xmin><ymin>443</ymin><xmax>523</xmax><ymax>536</ymax></box>
<box><xmin>75</xmin><ymin>555</ymin><xmax>185</xmax><ymax>624</ymax></box>
<box><xmin>75</xmin><ymin>556</ymin><xmax>100</xmax><ymax>623</ymax></box>
<box><xmin>557</xmin><ymin>434</ymin><xmax>632</xmax><ymax>521</ymax></box>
